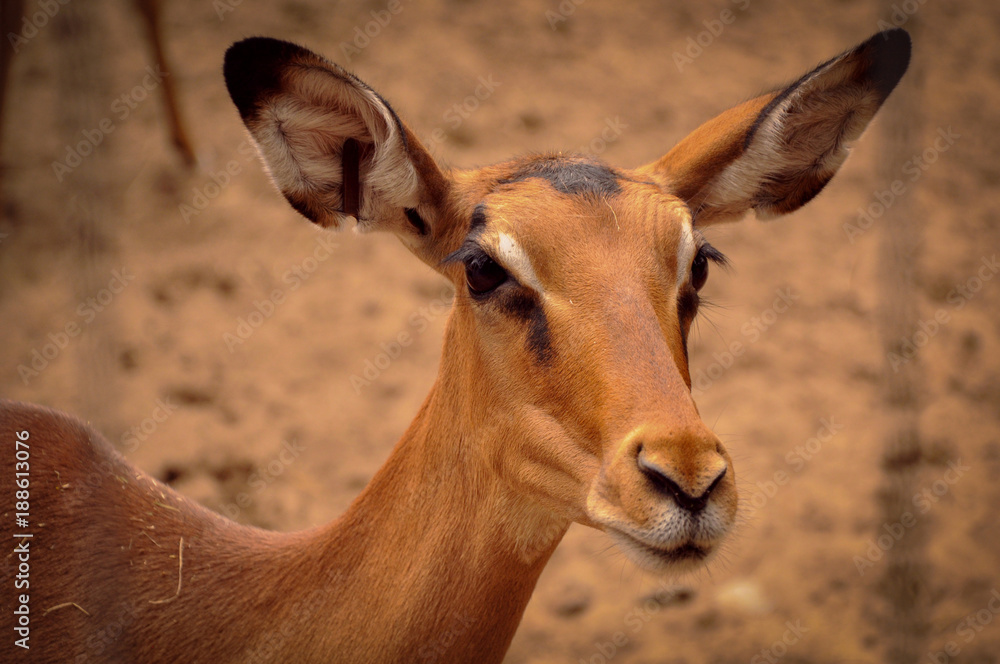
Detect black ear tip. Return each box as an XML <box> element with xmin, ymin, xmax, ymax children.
<box><xmin>873</xmin><ymin>27</ymin><xmax>912</xmax><ymax>64</ymax></box>
<box><xmin>866</xmin><ymin>28</ymin><xmax>912</xmax><ymax>99</ymax></box>
<box><xmin>223</xmin><ymin>37</ymin><xmax>309</xmax><ymax>119</ymax></box>
<box><xmin>877</xmin><ymin>26</ymin><xmax>911</xmax><ymax>42</ymax></box>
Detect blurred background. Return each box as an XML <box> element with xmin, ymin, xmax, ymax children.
<box><xmin>1</xmin><ymin>1</ymin><xmax>998</xmax><ymax>662</ymax></box>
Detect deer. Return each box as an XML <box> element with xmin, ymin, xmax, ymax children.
<box><xmin>1</xmin><ymin>29</ymin><xmax>910</xmax><ymax>663</ymax></box>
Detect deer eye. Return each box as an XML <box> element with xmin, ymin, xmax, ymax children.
<box><xmin>691</xmin><ymin>252</ymin><xmax>709</xmax><ymax>291</ymax></box>
<box><xmin>465</xmin><ymin>253</ymin><xmax>508</xmax><ymax>295</ymax></box>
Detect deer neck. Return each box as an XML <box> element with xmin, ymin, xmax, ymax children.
<box><xmin>306</xmin><ymin>339</ymin><xmax>568</xmax><ymax>662</ymax></box>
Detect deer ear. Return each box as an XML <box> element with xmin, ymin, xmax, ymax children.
<box><xmin>639</xmin><ymin>29</ymin><xmax>911</xmax><ymax>226</ymax></box>
<box><xmin>223</xmin><ymin>37</ymin><xmax>450</xmax><ymax>244</ymax></box>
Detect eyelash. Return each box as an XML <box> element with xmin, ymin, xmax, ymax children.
<box><xmin>695</xmin><ymin>243</ymin><xmax>728</xmax><ymax>269</ymax></box>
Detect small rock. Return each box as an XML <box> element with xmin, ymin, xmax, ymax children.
<box><xmin>640</xmin><ymin>584</ymin><xmax>695</xmax><ymax>608</ymax></box>
<box><xmin>715</xmin><ymin>579</ymin><xmax>772</xmax><ymax>615</ymax></box>
<box><xmin>549</xmin><ymin>582</ymin><xmax>592</xmax><ymax>618</ymax></box>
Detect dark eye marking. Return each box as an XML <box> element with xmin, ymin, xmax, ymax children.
<box><xmin>508</xmin><ymin>290</ymin><xmax>553</xmax><ymax>364</ymax></box>
<box><xmin>441</xmin><ymin>232</ymin><xmax>552</xmax><ymax>363</ymax></box>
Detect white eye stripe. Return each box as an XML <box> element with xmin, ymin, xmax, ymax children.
<box><xmin>496</xmin><ymin>233</ymin><xmax>545</xmax><ymax>294</ymax></box>
<box><xmin>676</xmin><ymin>217</ymin><xmax>697</xmax><ymax>288</ymax></box>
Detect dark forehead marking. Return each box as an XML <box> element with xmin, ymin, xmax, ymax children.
<box><xmin>469</xmin><ymin>203</ymin><xmax>488</xmax><ymax>234</ymax></box>
<box><xmin>499</xmin><ymin>155</ymin><xmax>623</xmax><ymax>197</ymax></box>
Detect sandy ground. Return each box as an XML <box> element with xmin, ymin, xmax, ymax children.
<box><xmin>2</xmin><ymin>0</ymin><xmax>999</xmax><ymax>662</ymax></box>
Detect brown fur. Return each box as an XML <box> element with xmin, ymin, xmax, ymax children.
<box><xmin>1</xmin><ymin>29</ymin><xmax>909</xmax><ymax>663</ymax></box>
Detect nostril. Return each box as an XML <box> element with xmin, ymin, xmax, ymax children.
<box><xmin>636</xmin><ymin>450</ymin><xmax>726</xmax><ymax>514</ymax></box>
<box><xmin>706</xmin><ymin>465</ymin><xmax>727</xmax><ymax>493</ymax></box>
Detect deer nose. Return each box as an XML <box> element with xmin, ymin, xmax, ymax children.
<box><xmin>636</xmin><ymin>444</ymin><xmax>728</xmax><ymax>513</ymax></box>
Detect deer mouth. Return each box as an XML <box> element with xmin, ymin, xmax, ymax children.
<box><xmin>605</xmin><ymin>527</ymin><xmax>714</xmax><ymax>572</ymax></box>
<box><xmin>586</xmin><ymin>482</ymin><xmax>730</xmax><ymax>572</ymax></box>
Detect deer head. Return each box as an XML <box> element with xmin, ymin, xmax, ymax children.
<box><xmin>223</xmin><ymin>29</ymin><xmax>910</xmax><ymax>572</ymax></box>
